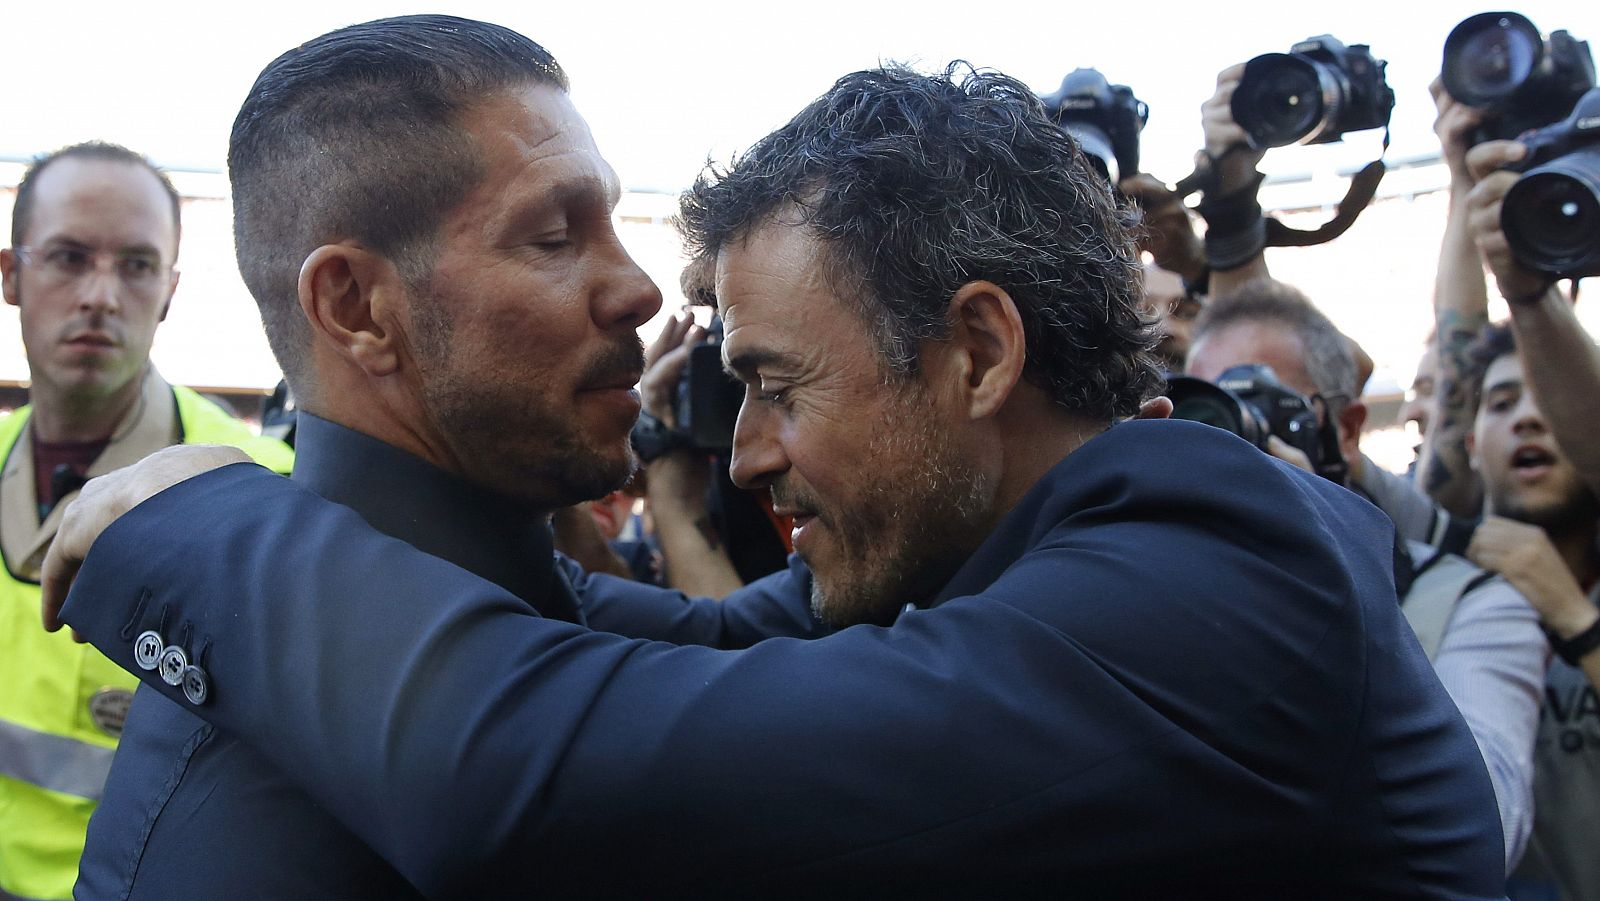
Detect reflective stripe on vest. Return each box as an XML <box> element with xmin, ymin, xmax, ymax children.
<box><xmin>0</xmin><ymin>716</ymin><xmax>118</xmax><ymax>801</ymax></box>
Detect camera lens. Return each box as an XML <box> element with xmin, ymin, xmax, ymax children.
<box><xmin>1443</xmin><ymin>12</ymin><xmax>1543</xmax><ymax>106</ymax></box>
<box><xmin>1059</xmin><ymin>121</ymin><xmax>1119</xmax><ymax>184</ymax></box>
<box><xmin>1502</xmin><ymin>148</ymin><xmax>1600</xmax><ymax>276</ymax></box>
<box><xmin>1233</xmin><ymin>54</ymin><xmax>1336</xmax><ymax>148</ymax></box>
<box><xmin>1164</xmin><ymin>377</ymin><xmax>1270</xmax><ymax>448</ymax></box>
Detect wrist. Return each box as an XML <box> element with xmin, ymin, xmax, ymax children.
<box><xmin>1548</xmin><ymin>604</ymin><xmax>1600</xmax><ymax>643</ymax></box>
<box><xmin>1542</xmin><ymin>604</ymin><xmax>1600</xmax><ymax>668</ymax></box>
<box><xmin>1502</xmin><ymin>279</ymin><xmax>1558</xmax><ymax>308</ymax></box>
<box><xmin>630</xmin><ymin>410</ymin><xmax>690</xmax><ymax>464</ymax></box>
<box><xmin>1198</xmin><ymin>171</ymin><xmax>1267</xmax><ymax>272</ymax></box>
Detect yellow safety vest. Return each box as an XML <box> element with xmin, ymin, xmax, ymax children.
<box><xmin>0</xmin><ymin>386</ymin><xmax>292</xmax><ymax>901</ymax></box>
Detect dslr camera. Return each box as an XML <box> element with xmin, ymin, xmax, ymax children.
<box><xmin>1232</xmin><ymin>35</ymin><xmax>1395</xmax><ymax>149</ymax></box>
<box><xmin>674</xmin><ymin>317</ymin><xmax>743</xmax><ymax>452</ymax></box>
<box><xmin>1040</xmin><ymin>68</ymin><xmax>1147</xmax><ymax>185</ymax></box>
<box><xmin>1442</xmin><ymin>13</ymin><xmax>1600</xmax><ymax>278</ymax></box>
<box><xmin>630</xmin><ymin>318</ymin><xmax>743</xmax><ymax>461</ymax></box>
<box><xmin>1165</xmin><ymin>364</ymin><xmax>1348</xmax><ymax>484</ymax></box>
<box><xmin>1500</xmin><ymin>87</ymin><xmax>1600</xmax><ymax>277</ymax></box>
<box><xmin>1442</xmin><ymin>12</ymin><xmax>1594</xmax><ymax>144</ymax></box>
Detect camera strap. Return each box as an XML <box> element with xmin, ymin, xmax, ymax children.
<box><xmin>1175</xmin><ymin>132</ymin><xmax>1390</xmax><ymax>252</ymax></box>
<box><xmin>1263</xmin><ymin>158</ymin><xmax>1387</xmax><ymax>249</ymax></box>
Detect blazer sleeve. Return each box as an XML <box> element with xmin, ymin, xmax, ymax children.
<box><xmin>565</xmin><ymin>552</ymin><xmax>831</xmax><ymax>648</ymax></box>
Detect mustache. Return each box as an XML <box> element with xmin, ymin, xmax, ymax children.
<box><xmin>770</xmin><ymin>479</ymin><xmax>824</xmax><ymax>519</ymax></box>
<box><xmin>577</xmin><ymin>336</ymin><xmax>646</xmax><ymax>388</ymax></box>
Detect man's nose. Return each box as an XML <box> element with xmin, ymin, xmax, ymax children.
<box><xmin>728</xmin><ymin>401</ymin><xmax>786</xmax><ymax>490</ymax></box>
<box><xmin>595</xmin><ymin>247</ymin><xmax>663</xmax><ymax>331</ymax></box>
<box><xmin>76</xmin><ymin>263</ymin><xmax>123</xmax><ymax>314</ymax></box>
<box><xmin>1511</xmin><ymin>404</ymin><xmax>1547</xmax><ymax>435</ymax></box>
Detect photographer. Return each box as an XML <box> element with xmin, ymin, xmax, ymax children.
<box><xmin>1185</xmin><ymin>281</ymin><xmax>1546</xmax><ymax>871</ymax></box>
<box><xmin>1183</xmin><ymin>62</ymin><xmax>1381</xmax><ymax>392</ymax></box>
<box><xmin>1465</xmin><ymin>140</ymin><xmax>1600</xmax><ymax>505</ymax></box>
<box><xmin>1462</xmin><ymin>95</ymin><xmax>1600</xmax><ymax>899</ymax></box>
<box><xmin>633</xmin><ymin>305</ymin><xmax>745</xmax><ymax>598</ymax></box>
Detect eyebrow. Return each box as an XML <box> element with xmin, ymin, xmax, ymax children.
<box><xmin>722</xmin><ymin>347</ymin><xmax>797</xmax><ymax>381</ymax></box>
<box><xmin>1485</xmin><ymin>378</ymin><xmax>1523</xmax><ymax>395</ymax></box>
<box><xmin>39</xmin><ymin>237</ymin><xmax>162</xmax><ymax>256</ymax></box>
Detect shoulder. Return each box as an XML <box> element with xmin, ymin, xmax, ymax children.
<box><xmin>0</xmin><ymin>404</ymin><xmax>30</xmax><ymax>452</ymax></box>
<box><xmin>172</xmin><ymin>387</ymin><xmax>294</xmax><ymax>474</ymax></box>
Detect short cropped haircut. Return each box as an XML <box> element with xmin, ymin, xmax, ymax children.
<box><xmin>228</xmin><ymin>14</ymin><xmax>567</xmax><ymax>387</ymax></box>
<box><xmin>677</xmin><ymin>62</ymin><xmax>1162</xmax><ymax>424</ymax></box>
<box><xmin>11</xmin><ymin>141</ymin><xmax>181</xmax><ymax>250</ymax></box>
<box><xmin>1194</xmin><ymin>279</ymin><xmax>1358</xmax><ymax>414</ymax></box>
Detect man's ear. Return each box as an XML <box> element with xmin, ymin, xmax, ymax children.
<box><xmin>157</xmin><ymin>269</ymin><xmax>180</xmax><ymax>323</ymax></box>
<box><xmin>944</xmin><ymin>280</ymin><xmax>1026</xmax><ymax>420</ymax></box>
<box><xmin>1336</xmin><ymin>398</ymin><xmax>1367</xmax><ymax>464</ymax></box>
<box><xmin>298</xmin><ymin>244</ymin><xmax>404</xmax><ymax>377</ymax></box>
<box><xmin>1</xmin><ymin>248</ymin><xmax>18</xmax><ymax>308</ymax></box>
<box><xmin>1465</xmin><ymin>429</ymin><xmax>1479</xmax><ymax>471</ymax></box>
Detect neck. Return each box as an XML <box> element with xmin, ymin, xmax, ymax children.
<box><xmin>28</xmin><ymin>372</ymin><xmax>145</xmax><ymax>443</ymax></box>
<box><xmin>299</xmin><ymin>375</ymin><xmax>554</xmax><ymax>519</ymax></box>
<box><xmin>986</xmin><ymin>396</ymin><xmax>1101</xmax><ymax>526</ymax></box>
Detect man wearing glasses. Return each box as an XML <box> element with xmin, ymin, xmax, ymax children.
<box><xmin>0</xmin><ymin>142</ymin><xmax>291</xmax><ymax>900</ymax></box>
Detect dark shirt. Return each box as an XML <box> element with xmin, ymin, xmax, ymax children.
<box><xmin>32</xmin><ymin>435</ymin><xmax>106</xmax><ymax>519</ymax></box>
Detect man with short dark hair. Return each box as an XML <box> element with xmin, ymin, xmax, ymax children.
<box><xmin>52</xmin><ymin>58</ymin><xmax>1500</xmax><ymax>897</ymax></box>
<box><xmin>0</xmin><ymin>142</ymin><xmax>291</xmax><ymax>900</ymax></box>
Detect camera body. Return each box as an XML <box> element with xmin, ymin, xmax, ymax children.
<box><xmin>1232</xmin><ymin>35</ymin><xmax>1394</xmax><ymax>149</ymax></box>
<box><xmin>1443</xmin><ymin>12</ymin><xmax>1595</xmax><ymax>144</ymax></box>
<box><xmin>1500</xmin><ymin>86</ymin><xmax>1600</xmax><ymax>277</ymax></box>
<box><xmin>1166</xmin><ymin>364</ymin><xmax>1347</xmax><ymax>483</ymax></box>
<box><xmin>674</xmin><ymin>318</ymin><xmax>744</xmax><ymax>452</ymax></box>
<box><xmin>1040</xmin><ymin>68</ymin><xmax>1147</xmax><ymax>185</ymax></box>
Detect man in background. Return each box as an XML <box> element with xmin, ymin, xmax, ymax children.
<box><xmin>0</xmin><ymin>142</ymin><xmax>291</xmax><ymax>900</ymax></box>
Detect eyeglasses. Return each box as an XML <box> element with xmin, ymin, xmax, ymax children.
<box><xmin>12</xmin><ymin>243</ymin><xmax>170</xmax><ymax>291</ymax></box>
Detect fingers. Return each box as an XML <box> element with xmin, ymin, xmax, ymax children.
<box><xmin>640</xmin><ymin>318</ymin><xmax>707</xmax><ymax>423</ymax></box>
<box><xmin>645</xmin><ymin>310</ymin><xmax>696</xmax><ymax>369</ymax></box>
<box><xmin>1119</xmin><ymin>173</ymin><xmax>1177</xmax><ymax>206</ymax></box>
<box><xmin>1137</xmin><ymin>397</ymin><xmax>1173</xmax><ymax>420</ymax></box>
<box><xmin>1265</xmin><ymin>435</ymin><xmax>1314</xmax><ymax>473</ymax></box>
<box><xmin>39</xmin><ymin>535</ymin><xmax>84</xmax><ymax>638</ymax></box>
<box><xmin>1215</xmin><ymin>63</ymin><xmax>1247</xmax><ymax>88</ymax></box>
<box><xmin>1466</xmin><ymin>515</ymin><xmax>1533</xmax><ymax>565</ymax></box>
<box><xmin>39</xmin><ymin>474</ymin><xmax>114</xmax><ymax>640</ymax></box>
<box><xmin>1464</xmin><ymin>164</ymin><xmax>1550</xmax><ymax>301</ymax></box>
<box><xmin>1465</xmin><ymin>140</ymin><xmax>1526</xmax><ymax>183</ymax></box>
<box><xmin>38</xmin><ymin>444</ymin><xmax>250</xmax><ymax>638</ymax></box>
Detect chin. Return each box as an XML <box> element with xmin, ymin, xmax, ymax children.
<box><xmin>808</xmin><ymin>569</ymin><xmax>912</xmax><ymax>629</ymax></box>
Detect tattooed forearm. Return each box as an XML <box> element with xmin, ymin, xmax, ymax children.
<box><xmin>1417</xmin><ymin>310</ymin><xmax>1487</xmax><ymax>517</ymax></box>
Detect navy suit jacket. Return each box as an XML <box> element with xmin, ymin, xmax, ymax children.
<box><xmin>65</xmin><ymin>419</ymin><xmax>1505</xmax><ymax>899</ymax></box>
<box><xmin>76</xmin><ymin>415</ymin><xmax>822</xmax><ymax>899</ymax></box>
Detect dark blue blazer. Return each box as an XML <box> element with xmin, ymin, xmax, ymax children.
<box><xmin>65</xmin><ymin>419</ymin><xmax>1505</xmax><ymax>899</ymax></box>
<box><xmin>76</xmin><ymin>415</ymin><xmax>819</xmax><ymax>899</ymax></box>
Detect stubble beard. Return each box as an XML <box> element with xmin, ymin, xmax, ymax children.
<box><xmin>799</xmin><ymin>390</ymin><xmax>995</xmax><ymax>628</ymax></box>
<box><xmin>410</xmin><ymin>300</ymin><xmax>638</xmax><ymax>510</ymax></box>
<box><xmin>1494</xmin><ymin>478</ymin><xmax>1600</xmax><ymax>543</ymax></box>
